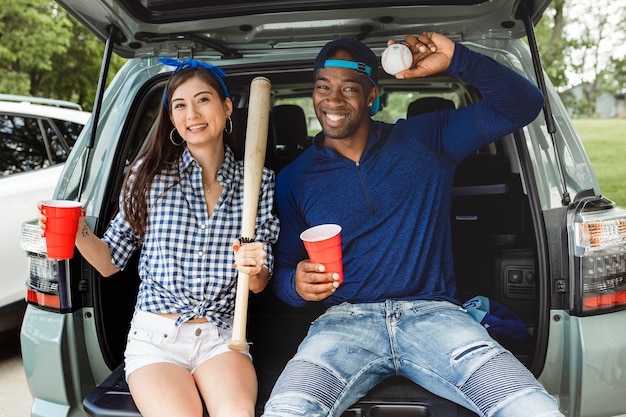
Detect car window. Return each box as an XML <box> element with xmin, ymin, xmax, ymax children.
<box><xmin>44</xmin><ymin>118</ymin><xmax>83</xmax><ymax>163</ymax></box>
<box><xmin>274</xmin><ymin>97</ymin><xmax>319</xmax><ymax>137</ymax></box>
<box><xmin>375</xmin><ymin>91</ymin><xmax>460</xmax><ymax>122</ymax></box>
<box><xmin>274</xmin><ymin>91</ymin><xmax>460</xmax><ymax>136</ymax></box>
<box><xmin>0</xmin><ymin>112</ymin><xmax>85</xmax><ymax>175</ymax></box>
<box><xmin>0</xmin><ymin>113</ymin><xmax>48</xmax><ymax>175</ymax></box>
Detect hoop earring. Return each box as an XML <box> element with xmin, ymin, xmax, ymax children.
<box><xmin>224</xmin><ymin>116</ymin><xmax>233</xmax><ymax>134</ymax></box>
<box><xmin>169</xmin><ymin>128</ymin><xmax>184</xmax><ymax>146</ymax></box>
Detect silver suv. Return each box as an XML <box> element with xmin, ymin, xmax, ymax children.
<box><xmin>0</xmin><ymin>95</ymin><xmax>89</xmax><ymax>333</ymax></box>
<box><xmin>19</xmin><ymin>1</ymin><xmax>626</xmax><ymax>416</ymax></box>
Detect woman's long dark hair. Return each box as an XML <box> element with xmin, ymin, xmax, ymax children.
<box><xmin>122</xmin><ymin>66</ymin><xmax>232</xmax><ymax>241</ymax></box>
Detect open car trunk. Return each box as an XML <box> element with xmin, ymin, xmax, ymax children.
<box><xmin>21</xmin><ymin>1</ymin><xmax>626</xmax><ymax>416</ymax></box>
<box><xmin>82</xmin><ymin>60</ymin><xmax>544</xmax><ymax>416</ymax></box>
<box><xmin>43</xmin><ymin>1</ymin><xmax>561</xmax><ymax>415</ymax></box>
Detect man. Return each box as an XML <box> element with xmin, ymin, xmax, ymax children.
<box><xmin>264</xmin><ymin>32</ymin><xmax>563</xmax><ymax>417</ymax></box>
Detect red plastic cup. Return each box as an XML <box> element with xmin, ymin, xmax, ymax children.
<box><xmin>300</xmin><ymin>224</ymin><xmax>343</xmax><ymax>283</ymax></box>
<box><xmin>41</xmin><ymin>200</ymin><xmax>82</xmax><ymax>260</ymax></box>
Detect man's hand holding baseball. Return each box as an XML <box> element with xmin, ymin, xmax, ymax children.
<box><xmin>391</xmin><ymin>32</ymin><xmax>456</xmax><ymax>80</ymax></box>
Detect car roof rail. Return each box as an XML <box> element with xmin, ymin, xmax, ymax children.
<box><xmin>0</xmin><ymin>94</ymin><xmax>83</xmax><ymax>111</ymax></box>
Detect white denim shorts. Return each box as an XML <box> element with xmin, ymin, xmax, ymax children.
<box><xmin>124</xmin><ymin>310</ymin><xmax>251</xmax><ymax>381</ymax></box>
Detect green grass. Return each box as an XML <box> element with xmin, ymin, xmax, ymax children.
<box><xmin>572</xmin><ymin>118</ymin><xmax>626</xmax><ymax>207</ymax></box>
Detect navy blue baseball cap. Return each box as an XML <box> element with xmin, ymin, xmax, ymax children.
<box><xmin>314</xmin><ymin>38</ymin><xmax>380</xmax><ymax>115</ymax></box>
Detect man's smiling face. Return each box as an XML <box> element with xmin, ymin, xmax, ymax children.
<box><xmin>313</xmin><ymin>48</ymin><xmax>378</xmax><ymax>142</ymax></box>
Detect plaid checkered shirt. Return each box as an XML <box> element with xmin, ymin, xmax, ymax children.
<box><xmin>103</xmin><ymin>146</ymin><xmax>280</xmax><ymax>328</ymax></box>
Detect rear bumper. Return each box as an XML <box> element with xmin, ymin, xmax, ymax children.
<box><xmin>576</xmin><ymin>310</ymin><xmax>626</xmax><ymax>416</ymax></box>
<box><xmin>541</xmin><ymin>309</ymin><xmax>626</xmax><ymax>417</ymax></box>
<box><xmin>83</xmin><ymin>363</ymin><xmax>480</xmax><ymax>417</ymax></box>
<box><xmin>20</xmin><ymin>305</ymin><xmax>94</xmax><ymax>417</ymax></box>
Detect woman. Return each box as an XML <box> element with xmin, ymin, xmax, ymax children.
<box><xmin>40</xmin><ymin>58</ymin><xmax>280</xmax><ymax>417</ymax></box>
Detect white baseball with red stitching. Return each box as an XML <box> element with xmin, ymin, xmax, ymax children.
<box><xmin>381</xmin><ymin>43</ymin><xmax>413</xmax><ymax>76</ymax></box>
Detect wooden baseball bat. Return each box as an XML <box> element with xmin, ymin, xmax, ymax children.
<box><xmin>229</xmin><ymin>76</ymin><xmax>272</xmax><ymax>351</ymax></box>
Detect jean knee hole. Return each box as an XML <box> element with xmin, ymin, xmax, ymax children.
<box><xmin>453</xmin><ymin>343</ymin><xmax>490</xmax><ymax>361</ymax></box>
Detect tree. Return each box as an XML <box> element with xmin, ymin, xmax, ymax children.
<box><xmin>565</xmin><ymin>1</ymin><xmax>624</xmax><ymax>116</ymax></box>
<box><xmin>536</xmin><ymin>0</ymin><xmax>626</xmax><ymax>117</ymax></box>
<box><xmin>37</xmin><ymin>21</ymin><xmax>120</xmax><ymax>110</ymax></box>
<box><xmin>536</xmin><ymin>0</ymin><xmax>569</xmax><ymax>89</ymax></box>
<box><xmin>0</xmin><ymin>0</ymin><xmax>73</xmax><ymax>95</ymax></box>
<box><xmin>0</xmin><ymin>0</ymin><xmax>125</xmax><ymax>110</ymax></box>
<box><xmin>605</xmin><ymin>56</ymin><xmax>626</xmax><ymax>96</ymax></box>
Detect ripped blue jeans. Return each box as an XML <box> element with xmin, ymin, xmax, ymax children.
<box><xmin>262</xmin><ymin>300</ymin><xmax>563</xmax><ymax>417</ymax></box>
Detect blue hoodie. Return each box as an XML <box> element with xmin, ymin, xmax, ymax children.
<box><xmin>273</xmin><ymin>43</ymin><xmax>544</xmax><ymax>308</ymax></box>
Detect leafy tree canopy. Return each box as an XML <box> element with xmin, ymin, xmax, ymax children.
<box><xmin>0</xmin><ymin>0</ymin><xmax>125</xmax><ymax>111</ymax></box>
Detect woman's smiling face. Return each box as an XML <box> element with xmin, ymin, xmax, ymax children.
<box><xmin>169</xmin><ymin>76</ymin><xmax>232</xmax><ymax>148</ymax></box>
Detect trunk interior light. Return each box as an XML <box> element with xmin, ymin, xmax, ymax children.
<box><xmin>573</xmin><ymin>208</ymin><xmax>626</xmax><ymax>313</ymax></box>
<box><xmin>20</xmin><ymin>221</ymin><xmax>72</xmax><ymax>312</ymax></box>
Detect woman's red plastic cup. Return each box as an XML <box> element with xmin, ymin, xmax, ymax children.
<box><xmin>300</xmin><ymin>224</ymin><xmax>343</xmax><ymax>283</ymax></box>
<box><xmin>41</xmin><ymin>200</ymin><xmax>82</xmax><ymax>260</ymax></box>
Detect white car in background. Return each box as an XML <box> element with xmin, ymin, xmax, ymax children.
<box><xmin>0</xmin><ymin>95</ymin><xmax>90</xmax><ymax>332</ymax></box>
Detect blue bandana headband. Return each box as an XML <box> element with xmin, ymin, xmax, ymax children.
<box><xmin>158</xmin><ymin>58</ymin><xmax>230</xmax><ymax>111</ymax></box>
<box><xmin>323</xmin><ymin>59</ymin><xmax>375</xmax><ymax>85</ymax></box>
<box><xmin>321</xmin><ymin>59</ymin><xmax>380</xmax><ymax>115</ymax></box>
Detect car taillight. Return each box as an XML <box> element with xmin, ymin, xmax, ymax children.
<box><xmin>20</xmin><ymin>221</ymin><xmax>73</xmax><ymax>312</ymax></box>
<box><xmin>571</xmin><ymin>203</ymin><xmax>626</xmax><ymax>315</ymax></box>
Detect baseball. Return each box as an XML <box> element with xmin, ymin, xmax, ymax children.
<box><xmin>381</xmin><ymin>43</ymin><xmax>413</xmax><ymax>76</ymax></box>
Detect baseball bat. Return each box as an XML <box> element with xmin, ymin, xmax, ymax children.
<box><xmin>229</xmin><ymin>76</ymin><xmax>272</xmax><ymax>351</ymax></box>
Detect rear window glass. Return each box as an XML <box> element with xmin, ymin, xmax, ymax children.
<box><xmin>45</xmin><ymin>119</ymin><xmax>84</xmax><ymax>163</ymax></box>
<box><xmin>275</xmin><ymin>91</ymin><xmax>459</xmax><ymax>137</ymax></box>
<box><xmin>0</xmin><ymin>114</ymin><xmax>48</xmax><ymax>175</ymax></box>
<box><xmin>0</xmin><ymin>114</ymin><xmax>84</xmax><ymax>175</ymax></box>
